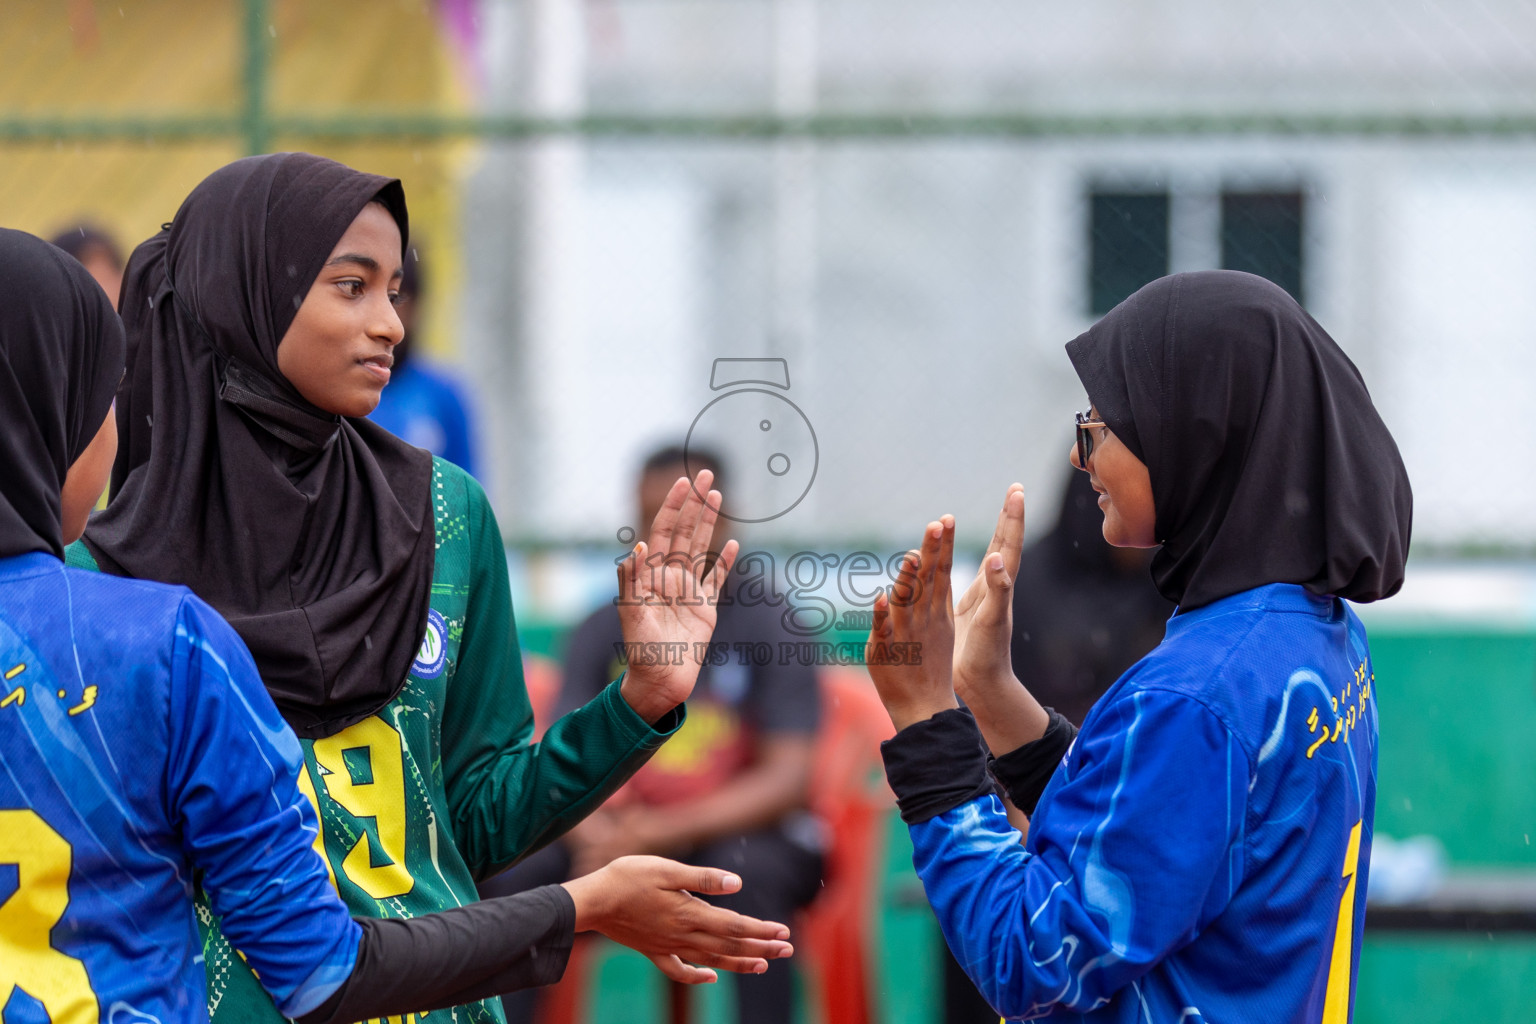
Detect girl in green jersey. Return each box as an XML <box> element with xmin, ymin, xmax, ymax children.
<box><xmin>73</xmin><ymin>153</ymin><xmax>774</xmax><ymax>1024</ymax></box>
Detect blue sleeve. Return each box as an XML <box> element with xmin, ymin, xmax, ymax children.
<box><xmin>439</xmin><ymin>379</ymin><xmax>477</xmax><ymax>478</ymax></box>
<box><xmin>164</xmin><ymin>596</ymin><xmax>362</xmax><ymax>1018</ymax></box>
<box><xmin>910</xmin><ymin>689</ymin><xmax>1249</xmax><ymax>1019</ymax></box>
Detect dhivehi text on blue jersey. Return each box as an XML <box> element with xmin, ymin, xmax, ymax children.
<box><xmin>0</xmin><ymin>552</ymin><xmax>361</xmax><ymax>1024</ymax></box>
<box><xmin>912</xmin><ymin>583</ymin><xmax>1378</xmax><ymax>1023</ymax></box>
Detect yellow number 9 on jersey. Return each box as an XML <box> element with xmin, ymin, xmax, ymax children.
<box><xmin>0</xmin><ymin>809</ymin><xmax>98</xmax><ymax>1024</ymax></box>
<box><xmin>310</xmin><ymin>717</ymin><xmax>415</xmax><ymax>901</ymax></box>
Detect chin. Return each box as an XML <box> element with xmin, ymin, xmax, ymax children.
<box><xmin>1103</xmin><ymin>524</ymin><xmax>1158</xmax><ymax>549</ymax></box>
<box><xmin>1100</xmin><ymin>517</ymin><xmax>1135</xmax><ymax>549</ymax></box>
<box><xmin>331</xmin><ymin>393</ymin><xmax>382</xmax><ymax>419</ymax></box>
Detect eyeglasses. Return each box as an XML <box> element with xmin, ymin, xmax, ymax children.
<box><xmin>1075</xmin><ymin>409</ymin><xmax>1107</xmax><ymax>468</ymax></box>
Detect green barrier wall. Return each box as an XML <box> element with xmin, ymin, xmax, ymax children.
<box><xmin>1354</xmin><ymin>629</ymin><xmax>1536</xmax><ymax>1022</ymax></box>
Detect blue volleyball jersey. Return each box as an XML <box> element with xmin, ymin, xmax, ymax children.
<box><xmin>914</xmin><ymin>583</ymin><xmax>1378</xmax><ymax>1022</ymax></box>
<box><xmin>0</xmin><ymin>552</ymin><xmax>360</xmax><ymax>1024</ymax></box>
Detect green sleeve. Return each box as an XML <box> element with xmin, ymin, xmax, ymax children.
<box><xmin>441</xmin><ymin>471</ymin><xmax>683</xmax><ymax>880</ymax></box>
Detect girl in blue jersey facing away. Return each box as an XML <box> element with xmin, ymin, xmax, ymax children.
<box><xmin>865</xmin><ymin>271</ymin><xmax>1411</xmax><ymax>1023</ymax></box>
<box><xmin>0</xmin><ymin>227</ymin><xmax>788</xmax><ymax>1024</ymax></box>
<box><xmin>67</xmin><ymin>153</ymin><xmax>789</xmax><ymax>1024</ymax></box>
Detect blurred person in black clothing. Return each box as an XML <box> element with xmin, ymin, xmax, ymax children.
<box><xmin>944</xmin><ymin>467</ymin><xmax>1174</xmax><ymax>1024</ymax></box>
<box><xmin>1009</xmin><ymin>468</ymin><xmax>1175</xmax><ymax>727</ymax></box>
<box><xmin>483</xmin><ymin>444</ymin><xmax>824</xmax><ymax>1024</ymax></box>
<box><xmin>50</xmin><ymin>223</ymin><xmax>125</xmax><ymax>309</ymax></box>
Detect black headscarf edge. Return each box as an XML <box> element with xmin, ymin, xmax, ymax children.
<box><xmin>85</xmin><ymin>154</ymin><xmax>435</xmax><ymax>739</ymax></box>
<box><xmin>0</xmin><ymin>228</ymin><xmax>125</xmax><ymax>560</ymax></box>
<box><xmin>1064</xmin><ymin>271</ymin><xmax>1411</xmax><ymax>609</ymax></box>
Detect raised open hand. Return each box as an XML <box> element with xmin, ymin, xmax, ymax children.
<box><xmin>953</xmin><ymin>484</ymin><xmax>1026</xmax><ymax>700</ymax></box>
<box><xmin>865</xmin><ymin>517</ymin><xmax>959</xmax><ymax>731</ymax></box>
<box><xmin>951</xmin><ymin>485</ymin><xmax>1050</xmax><ymax>753</ymax></box>
<box><xmin>616</xmin><ymin>470</ymin><xmax>739</xmax><ymax>724</ymax></box>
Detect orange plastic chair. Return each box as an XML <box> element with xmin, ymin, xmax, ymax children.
<box><xmin>538</xmin><ymin>664</ymin><xmax>896</xmax><ymax>1024</ymax></box>
<box><xmin>795</xmin><ymin>666</ymin><xmax>896</xmax><ymax>1024</ymax></box>
<box><xmin>522</xmin><ymin>653</ymin><xmax>562</xmax><ymax>739</ymax></box>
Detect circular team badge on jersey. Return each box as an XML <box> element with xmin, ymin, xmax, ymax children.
<box><xmin>413</xmin><ymin>609</ymin><xmax>448</xmax><ymax>679</ymax></box>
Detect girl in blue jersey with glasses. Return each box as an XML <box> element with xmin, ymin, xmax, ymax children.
<box><xmin>866</xmin><ymin>270</ymin><xmax>1411</xmax><ymax>1023</ymax></box>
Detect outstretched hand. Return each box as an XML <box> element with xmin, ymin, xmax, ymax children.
<box><xmin>617</xmin><ymin>470</ymin><xmax>739</xmax><ymax>724</ymax></box>
<box><xmin>865</xmin><ymin>517</ymin><xmax>960</xmax><ymax>731</ymax></box>
<box><xmin>953</xmin><ymin>484</ymin><xmax>1025</xmax><ymax>700</ymax></box>
<box><xmin>951</xmin><ymin>485</ymin><xmax>1050</xmax><ymax>753</ymax></box>
<box><xmin>561</xmin><ymin>855</ymin><xmax>793</xmax><ymax>985</ymax></box>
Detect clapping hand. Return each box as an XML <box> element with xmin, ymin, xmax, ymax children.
<box><xmin>865</xmin><ymin>517</ymin><xmax>960</xmax><ymax>731</ymax></box>
<box><xmin>951</xmin><ymin>485</ymin><xmax>1050</xmax><ymax>752</ymax></box>
<box><xmin>953</xmin><ymin>484</ymin><xmax>1025</xmax><ymax>700</ymax></box>
<box><xmin>616</xmin><ymin>470</ymin><xmax>739</xmax><ymax>724</ymax></box>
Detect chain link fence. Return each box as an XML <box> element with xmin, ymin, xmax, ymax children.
<box><xmin>4</xmin><ymin>0</ymin><xmax>1535</xmax><ymax>623</ymax></box>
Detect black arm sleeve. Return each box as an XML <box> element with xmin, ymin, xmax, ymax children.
<box><xmin>296</xmin><ymin>885</ymin><xmax>576</xmax><ymax>1024</ymax></box>
<box><xmin>986</xmin><ymin>709</ymin><xmax>1079</xmax><ymax>816</ymax></box>
<box><xmin>879</xmin><ymin>708</ymin><xmax>996</xmax><ymax>825</ymax></box>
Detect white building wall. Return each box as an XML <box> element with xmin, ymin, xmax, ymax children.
<box><xmin>461</xmin><ymin>0</ymin><xmax>1536</xmax><ymax>551</ymax></box>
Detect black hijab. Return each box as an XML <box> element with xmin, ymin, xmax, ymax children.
<box><xmin>1066</xmin><ymin>270</ymin><xmax>1412</xmax><ymax>611</ymax></box>
<box><xmin>0</xmin><ymin>228</ymin><xmax>124</xmax><ymax>561</ymax></box>
<box><xmin>84</xmin><ymin>154</ymin><xmax>435</xmax><ymax>739</ymax></box>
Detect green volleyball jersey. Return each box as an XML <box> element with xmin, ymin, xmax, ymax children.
<box><xmin>68</xmin><ymin>457</ymin><xmax>678</xmax><ymax>1024</ymax></box>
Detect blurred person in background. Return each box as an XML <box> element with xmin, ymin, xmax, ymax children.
<box><xmin>368</xmin><ymin>242</ymin><xmax>480</xmax><ymax>476</ymax></box>
<box><xmin>49</xmin><ymin>222</ymin><xmax>124</xmax><ymax>309</ymax></box>
<box><xmin>484</xmin><ymin>443</ymin><xmax>824</xmax><ymax>1024</ymax></box>
<box><xmin>1009</xmin><ymin>468</ymin><xmax>1175</xmax><ymax>728</ymax></box>
<box><xmin>944</xmin><ymin>467</ymin><xmax>1174</xmax><ymax>1023</ymax></box>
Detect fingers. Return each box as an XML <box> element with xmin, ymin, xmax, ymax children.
<box><xmin>668</xmin><ymin>469</ymin><xmax>715</xmax><ymax>557</ymax></box>
<box><xmin>901</xmin><ymin>518</ymin><xmax>954</xmax><ymax>614</ymax></box>
<box><xmin>685</xmin><ymin>481</ymin><xmax>723</xmax><ymax>563</ymax></box>
<box><xmin>984</xmin><ymin>551</ymin><xmax>1013</xmax><ymax>599</ymax></box>
<box><xmin>701</xmin><ymin>537</ymin><xmax>739</xmax><ymax>603</ymax></box>
<box><xmin>916</xmin><ymin>521</ymin><xmax>943</xmax><ymax>595</ymax></box>
<box><xmin>869</xmin><ymin>590</ymin><xmax>892</xmax><ymax>639</ymax></box>
<box><xmin>639</xmin><ymin>862</ymin><xmax>790</xmax><ymax>940</ymax></box>
<box><xmin>679</xmin><ymin>929</ymin><xmax>794</xmax><ymax>961</ymax></box>
<box><xmin>616</xmin><ymin>541</ymin><xmax>647</xmax><ymax>604</ymax></box>
<box><xmin>936</xmin><ymin>515</ymin><xmax>956</xmax><ymax>604</ymax></box>
<box><xmin>889</xmin><ymin>549</ymin><xmax>921</xmax><ymax>612</ymax></box>
<box><xmin>641</xmin><ymin>470</ymin><xmax>716</xmax><ymax>559</ymax></box>
<box><xmin>667</xmin><ymin>863</ymin><xmax>744</xmax><ymax>896</ymax></box>
<box><xmin>997</xmin><ymin>484</ymin><xmax>1026</xmax><ymax>578</ymax></box>
<box><xmin>644</xmin><ymin>477</ymin><xmax>690</xmax><ymax>557</ymax></box>
<box><xmin>649</xmin><ymin>954</ymin><xmax>720</xmax><ymax>985</ymax></box>
<box><xmin>679</xmin><ymin>949</ymin><xmax>775</xmax><ymax>975</ymax></box>
<box><xmin>983</xmin><ymin>501</ymin><xmax>1008</xmax><ymax>561</ymax></box>
<box><xmin>937</xmin><ymin>515</ymin><xmax>955</xmax><ymax>576</ymax></box>
<box><xmin>685</xmin><ymin>901</ymin><xmax>793</xmax><ymax>944</ymax></box>
<box><xmin>634</xmin><ymin>859</ymin><xmax>793</xmax><ymax>941</ymax></box>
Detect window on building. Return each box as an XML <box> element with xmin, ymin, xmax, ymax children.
<box><xmin>1221</xmin><ymin>191</ymin><xmax>1304</xmax><ymax>304</ymax></box>
<box><xmin>1089</xmin><ymin>191</ymin><xmax>1169</xmax><ymax>315</ymax></box>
